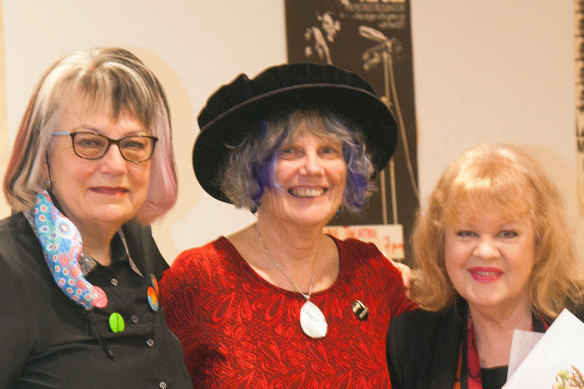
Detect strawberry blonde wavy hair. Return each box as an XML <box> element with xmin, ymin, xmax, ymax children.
<box><xmin>410</xmin><ymin>143</ymin><xmax>584</xmax><ymax>319</ymax></box>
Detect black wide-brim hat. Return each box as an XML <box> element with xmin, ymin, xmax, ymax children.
<box><xmin>193</xmin><ymin>62</ymin><xmax>398</xmax><ymax>203</ymax></box>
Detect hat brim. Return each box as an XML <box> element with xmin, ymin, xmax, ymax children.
<box><xmin>192</xmin><ymin>83</ymin><xmax>397</xmax><ymax>203</ymax></box>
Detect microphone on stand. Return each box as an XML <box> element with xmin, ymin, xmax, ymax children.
<box><xmin>359</xmin><ymin>25</ymin><xmax>390</xmax><ymax>44</ymax></box>
<box><xmin>360</xmin><ymin>26</ymin><xmax>392</xmax><ymax>70</ymax></box>
<box><xmin>358</xmin><ymin>24</ymin><xmax>400</xmax><ymax>225</ymax></box>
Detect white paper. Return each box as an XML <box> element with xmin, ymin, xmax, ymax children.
<box><xmin>507</xmin><ymin>330</ymin><xmax>543</xmax><ymax>379</ymax></box>
<box><xmin>503</xmin><ymin>309</ymin><xmax>584</xmax><ymax>388</ymax></box>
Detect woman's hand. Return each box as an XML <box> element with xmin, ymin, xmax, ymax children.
<box><xmin>390</xmin><ymin>259</ymin><xmax>412</xmax><ymax>299</ymax></box>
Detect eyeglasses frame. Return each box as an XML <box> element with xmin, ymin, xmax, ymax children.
<box><xmin>52</xmin><ymin>131</ymin><xmax>158</xmax><ymax>162</ymax></box>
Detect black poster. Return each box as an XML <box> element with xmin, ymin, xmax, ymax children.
<box><xmin>285</xmin><ymin>0</ymin><xmax>419</xmax><ymax>259</ymax></box>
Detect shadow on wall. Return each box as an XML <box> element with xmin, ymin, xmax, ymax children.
<box><xmin>131</xmin><ymin>47</ymin><xmax>199</xmax><ymax>263</ymax></box>
<box><xmin>0</xmin><ymin>0</ymin><xmax>11</xmax><ymax>218</ymax></box>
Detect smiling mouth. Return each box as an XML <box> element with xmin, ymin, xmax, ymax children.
<box><xmin>473</xmin><ymin>270</ymin><xmax>499</xmax><ymax>276</ymax></box>
<box><xmin>288</xmin><ymin>188</ymin><xmax>326</xmax><ymax>198</ymax></box>
<box><xmin>90</xmin><ymin>187</ymin><xmax>129</xmax><ymax>195</ymax></box>
<box><xmin>469</xmin><ymin>268</ymin><xmax>503</xmax><ymax>283</ymax></box>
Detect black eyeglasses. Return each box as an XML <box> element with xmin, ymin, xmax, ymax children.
<box><xmin>53</xmin><ymin>131</ymin><xmax>158</xmax><ymax>162</ymax></box>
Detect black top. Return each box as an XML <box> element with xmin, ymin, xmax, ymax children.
<box><xmin>386</xmin><ymin>298</ymin><xmax>584</xmax><ymax>389</ymax></box>
<box><xmin>481</xmin><ymin>366</ymin><xmax>508</xmax><ymax>389</ymax></box>
<box><xmin>0</xmin><ymin>213</ymin><xmax>192</xmax><ymax>388</ymax></box>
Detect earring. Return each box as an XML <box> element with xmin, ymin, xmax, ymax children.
<box><xmin>250</xmin><ymin>204</ymin><xmax>258</xmax><ymax>214</ymax></box>
<box><xmin>335</xmin><ymin>208</ymin><xmax>340</xmax><ymax>216</ymax></box>
<box><xmin>45</xmin><ymin>179</ymin><xmax>52</xmax><ymax>190</ymax></box>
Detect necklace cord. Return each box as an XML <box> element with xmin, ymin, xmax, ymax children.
<box><xmin>255</xmin><ymin>223</ymin><xmax>318</xmax><ymax>301</ymax></box>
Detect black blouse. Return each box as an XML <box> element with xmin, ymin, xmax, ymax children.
<box><xmin>0</xmin><ymin>213</ymin><xmax>191</xmax><ymax>388</ymax></box>
<box><xmin>481</xmin><ymin>366</ymin><xmax>508</xmax><ymax>389</ymax></box>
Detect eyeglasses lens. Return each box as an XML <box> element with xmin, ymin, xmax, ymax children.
<box><xmin>72</xmin><ymin>133</ymin><xmax>154</xmax><ymax>162</ymax></box>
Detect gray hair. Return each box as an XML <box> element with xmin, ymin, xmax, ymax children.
<box><xmin>219</xmin><ymin>109</ymin><xmax>375</xmax><ymax>213</ymax></box>
<box><xmin>3</xmin><ymin>47</ymin><xmax>177</xmax><ymax>223</ymax></box>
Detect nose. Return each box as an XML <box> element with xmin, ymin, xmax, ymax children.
<box><xmin>473</xmin><ymin>236</ymin><xmax>500</xmax><ymax>260</ymax></box>
<box><xmin>99</xmin><ymin>144</ymin><xmax>126</xmax><ymax>173</ymax></box>
<box><xmin>299</xmin><ymin>151</ymin><xmax>324</xmax><ymax>176</ymax></box>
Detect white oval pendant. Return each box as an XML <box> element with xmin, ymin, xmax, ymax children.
<box><xmin>300</xmin><ymin>301</ymin><xmax>327</xmax><ymax>339</ymax></box>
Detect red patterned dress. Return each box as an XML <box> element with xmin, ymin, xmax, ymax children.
<box><xmin>160</xmin><ymin>236</ymin><xmax>416</xmax><ymax>388</ymax></box>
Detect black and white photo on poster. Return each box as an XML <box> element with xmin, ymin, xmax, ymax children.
<box><xmin>285</xmin><ymin>0</ymin><xmax>418</xmax><ymax>260</ymax></box>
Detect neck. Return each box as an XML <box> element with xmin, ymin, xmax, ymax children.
<box><xmin>256</xmin><ymin>213</ymin><xmax>324</xmax><ymax>264</ymax></box>
<box><xmin>468</xmin><ymin>299</ymin><xmax>532</xmax><ymax>368</ymax></box>
<box><xmin>78</xmin><ymin>224</ymin><xmax>119</xmax><ymax>266</ymax></box>
<box><xmin>235</xmin><ymin>214</ymin><xmax>338</xmax><ymax>294</ymax></box>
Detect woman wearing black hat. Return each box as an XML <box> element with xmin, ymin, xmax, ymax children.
<box><xmin>160</xmin><ymin>63</ymin><xmax>416</xmax><ymax>388</ymax></box>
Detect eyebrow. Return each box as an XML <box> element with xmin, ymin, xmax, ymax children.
<box><xmin>71</xmin><ymin>127</ymin><xmax>148</xmax><ymax>136</ymax></box>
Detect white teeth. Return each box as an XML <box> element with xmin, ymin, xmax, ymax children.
<box><xmin>290</xmin><ymin>188</ymin><xmax>324</xmax><ymax>197</ymax></box>
<box><xmin>475</xmin><ymin>271</ymin><xmax>497</xmax><ymax>276</ymax></box>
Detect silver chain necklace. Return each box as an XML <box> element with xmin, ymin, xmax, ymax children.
<box><xmin>256</xmin><ymin>223</ymin><xmax>328</xmax><ymax>339</ymax></box>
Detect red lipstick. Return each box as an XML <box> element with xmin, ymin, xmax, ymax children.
<box><xmin>468</xmin><ymin>267</ymin><xmax>503</xmax><ymax>283</ymax></box>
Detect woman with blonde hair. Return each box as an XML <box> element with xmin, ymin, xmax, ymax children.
<box><xmin>387</xmin><ymin>143</ymin><xmax>584</xmax><ymax>389</ymax></box>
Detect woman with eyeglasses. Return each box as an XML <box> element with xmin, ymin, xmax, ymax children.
<box><xmin>0</xmin><ymin>47</ymin><xmax>192</xmax><ymax>388</ymax></box>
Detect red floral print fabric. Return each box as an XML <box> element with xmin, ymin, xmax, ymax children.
<box><xmin>160</xmin><ymin>236</ymin><xmax>416</xmax><ymax>389</ymax></box>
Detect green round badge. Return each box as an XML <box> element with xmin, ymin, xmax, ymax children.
<box><xmin>109</xmin><ymin>312</ymin><xmax>125</xmax><ymax>333</ymax></box>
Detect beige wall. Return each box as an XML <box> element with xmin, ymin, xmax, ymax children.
<box><xmin>2</xmin><ymin>0</ymin><xmax>581</xmax><ymax>262</ymax></box>
<box><xmin>0</xmin><ymin>1</ymin><xmax>9</xmax><ymax>217</ymax></box>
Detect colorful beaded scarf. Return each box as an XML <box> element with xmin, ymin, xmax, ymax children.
<box><xmin>27</xmin><ymin>190</ymin><xmax>105</xmax><ymax>310</ymax></box>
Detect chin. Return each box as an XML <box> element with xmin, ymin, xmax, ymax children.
<box><xmin>293</xmin><ymin>214</ymin><xmax>334</xmax><ymax>227</ymax></box>
<box><xmin>92</xmin><ymin>208</ymin><xmax>136</xmax><ymax>225</ymax></box>
<box><xmin>468</xmin><ymin>296</ymin><xmax>506</xmax><ymax>310</ymax></box>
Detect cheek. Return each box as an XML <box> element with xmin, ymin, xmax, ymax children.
<box><xmin>444</xmin><ymin>256</ymin><xmax>467</xmax><ymax>297</ymax></box>
<box><xmin>336</xmin><ymin>162</ymin><xmax>347</xmax><ymax>178</ymax></box>
<box><xmin>129</xmin><ymin>163</ymin><xmax>151</xmax><ymax>187</ymax></box>
<box><xmin>51</xmin><ymin>158</ymin><xmax>92</xmax><ymax>188</ymax></box>
<box><xmin>123</xmin><ymin>164</ymin><xmax>151</xmax><ymax>207</ymax></box>
<box><xmin>268</xmin><ymin>188</ymin><xmax>286</xmax><ymax>202</ymax></box>
<box><xmin>260</xmin><ymin>189</ymin><xmax>288</xmax><ymax>215</ymax></box>
<box><xmin>331</xmin><ymin>163</ymin><xmax>347</xmax><ymax>188</ymax></box>
<box><xmin>509</xmin><ymin>249</ymin><xmax>536</xmax><ymax>278</ymax></box>
<box><xmin>338</xmin><ymin>171</ymin><xmax>347</xmax><ymax>188</ymax></box>
<box><xmin>444</xmin><ymin>240</ymin><xmax>467</xmax><ymax>278</ymax></box>
<box><xmin>274</xmin><ymin>163</ymin><xmax>295</xmax><ymax>185</ymax></box>
<box><xmin>444</xmin><ymin>257</ymin><xmax>458</xmax><ymax>284</ymax></box>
